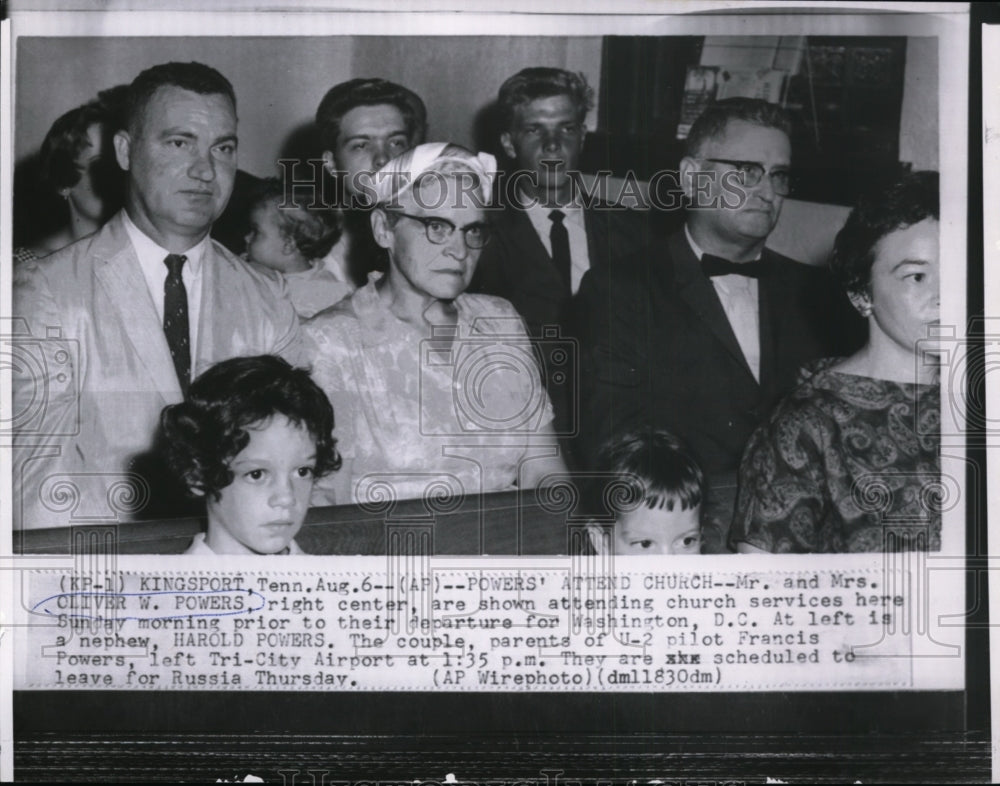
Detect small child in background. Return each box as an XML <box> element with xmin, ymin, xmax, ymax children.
<box><xmin>244</xmin><ymin>178</ymin><xmax>352</xmax><ymax>318</ymax></box>
<box><xmin>160</xmin><ymin>355</ymin><xmax>342</xmax><ymax>555</ymax></box>
<box><xmin>584</xmin><ymin>430</ymin><xmax>705</xmax><ymax>556</ymax></box>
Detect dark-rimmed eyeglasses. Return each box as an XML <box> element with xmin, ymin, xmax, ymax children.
<box><xmin>702</xmin><ymin>158</ymin><xmax>792</xmax><ymax>196</ymax></box>
<box><xmin>385</xmin><ymin>210</ymin><xmax>491</xmax><ymax>250</ymax></box>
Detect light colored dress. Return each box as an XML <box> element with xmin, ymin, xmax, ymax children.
<box><xmin>304</xmin><ymin>273</ymin><xmax>554</xmax><ymax>505</ymax></box>
<box><xmin>730</xmin><ymin>358</ymin><xmax>941</xmax><ymax>553</ymax></box>
<box><xmin>283</xmin><ymin>260</ymin><xmax>353</xmax><ymax>319</ymax></box>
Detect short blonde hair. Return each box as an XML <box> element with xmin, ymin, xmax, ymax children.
<box><xmin>250</xmin><ymin>178</ymin><xmax>341</xmax><ymax>260</ymax></box>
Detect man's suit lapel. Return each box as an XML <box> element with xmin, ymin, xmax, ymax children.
<box><xmin>502</xmin><ymin>206</ymin><xmax>563</xmax><ymax>303</ymax></box>
<box><xmin>669</xmin><ymin>232</ymin><xmax>756</xmax><ymax>382</ymax></box>
<box><xmin>92</xmin><ymin>213</ymin><xmax>182</xmax><ymax>401</ymax></box>
<box><xmin>583</xmin><ymin>206</ymin><xmax>642</xmax><ymax>274</ymax></box>
<box><xmin>196</xmin><ymin>244</ymin><xmax>219</xmax><ymax>375</ymax></box>
<box><xmin>756</xmin><ymin>250</ymin><xmax>782</xmax><ymax>395</ymax></box>
<box><xmin>583</xmin><ymin>208</ymin><xmax>608</xmax><ymax>272</ymax></box>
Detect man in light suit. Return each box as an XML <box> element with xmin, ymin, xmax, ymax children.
<box><xmin>471</xmin><ymin>68</ymin><xmax>651</xmax><ymax>465</ymax></box>
<box><xmin>576</xmin><ymin>98</ymin><xmax>865</xmax><ymax>477</ymax></box>
<box><xmin>13</xmin><ymin>62</ymin><xmax>301</xmax><ymax>530</ymax></box>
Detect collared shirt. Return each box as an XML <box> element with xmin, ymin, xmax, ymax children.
<box><xmin>685</xmin><ymin>224</ymin><xmax>761</xmax><ymax>382</ymax></box>
<box><xmin>185</xmin><ymin>532</ymin><xmax>304</xmax><ymax>555</ymax></box>
<box><xmin>123</xmin><ymin>211</ymin><xmax>208</xmax><ymax>360</ymax></box>
<box><xmin>522</xmin><ymin>197</ymin><xmax>591</xmax><ymax>295</ymax></box>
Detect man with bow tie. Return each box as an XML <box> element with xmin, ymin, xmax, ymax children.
<box><xmin>576</xmin><ymin>98</ymin><xmax>864</xmax><ymax>476</ymax></box>
<box><xmin>13</xmin><ymin>62</ymin><xmax>301</xmax><ymax>529</ymax></box>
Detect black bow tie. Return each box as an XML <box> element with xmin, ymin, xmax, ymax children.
<box><xmin>701</xmin><ymin>254</ymin><xmax>764</xmax><ymax>279</ymax></box>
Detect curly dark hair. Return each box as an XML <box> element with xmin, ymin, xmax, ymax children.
<box><xmin>583</xmin><ymin>430</ymin><xmax>705</xmax><ymax>521</ymax></box>
<box><xmin>160</xmin><ymin>355</ymin><xmax>341</xmax><ymax>500</ymax></box>
<box><xmin>683</xmin><ymin>97</ymin><xmax>792</xmax><ymax>158</ymax></box>
<box><xmin>249</xmin><ymin>177</ymin><xmax>342</xmax><ymax>260</ymax></box>
<box><xmin>315</xmin><ymin>77</ymin><xmax>427</xmax><ymax>153</ymax></box>
<box><xmin>496</xmin><ymin>67</ymin><xmax>594</xmax><ymax>130</ymax></box>
<box><xmin>830</xmin><ymin>170</ymin><xmax>939</xmax><ymax>298</ymax></box>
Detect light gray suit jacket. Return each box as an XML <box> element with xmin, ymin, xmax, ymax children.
<box><xmin>12</xmin><ymin>211</ymin><xmax>302</xmax><ymax>529</ymax></box>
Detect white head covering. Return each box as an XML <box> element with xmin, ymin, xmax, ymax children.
<box><xmin>366</xmin><ymin>142</ymin><xmax>496</xmax><ymax>207</ymax></box>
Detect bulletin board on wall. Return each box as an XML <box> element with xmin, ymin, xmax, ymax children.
<box><xmin>597</xmin><ymin>35</ymin><xmax>914</xmax><ymax>206</ymax></box>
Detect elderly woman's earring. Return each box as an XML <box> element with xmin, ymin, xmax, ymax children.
<box><xmin>59</xmin><ymin>188</ymin><xmax>70</xmax><ymax>201</ymax></box>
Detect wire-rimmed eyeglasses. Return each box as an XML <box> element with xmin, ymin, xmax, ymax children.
<box><xmin>702</xmin><ymin>158</ymin><xmax>792</xmax><ymax>196</ymax></box>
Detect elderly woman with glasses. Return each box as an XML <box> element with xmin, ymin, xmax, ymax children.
<box><xmin>729</xmin><ymin>171</ymin><xmax>941</xmax><ymax>553</ymax></box>
<box><xmin>304</xmin><ymin>142</ymin><xmax>568</xmax><ymax>506</ymax></box>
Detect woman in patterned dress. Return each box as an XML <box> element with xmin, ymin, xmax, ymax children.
<box><xmin>730</xmin><ymin>171</ymin><xmax>941</xmax><ymax>553</ymax></box>
<box><xmin>304</xmin><ymin>143</ymin><xmax>568</xmax><ymax>506</ymax></box>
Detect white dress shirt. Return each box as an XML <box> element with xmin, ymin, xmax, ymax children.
<box><xmin>523</xmin><ymin>198</ymin><xmax>592</xmax><ymax>295</ymax></box>
<box><xmin>685</xmin><ymin>225</ymin><xmax>761</xmax><ymax>382</ymax></box>
<box><xmin>122</xmin><ymin>211</ymin><xmax>207</xmax><ymax>361</ymax></box>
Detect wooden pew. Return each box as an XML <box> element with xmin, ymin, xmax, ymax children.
<box><xmin>15</xmin><ymin>489</ymin><xmax>573</xmax><ymax>555</ymax></box>
<box><xmin>14</xmin><ymin>477</ymin><xmax>739</xmax><ymax>555</ymax></box>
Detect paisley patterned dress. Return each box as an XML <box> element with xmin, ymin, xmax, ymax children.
<box><xmin>729</xmin><ymin>359</ymin><xmax>941</xmax><ymax>553</ymax></box>
<box><xmin>304</xmin><ymin>274</ymin><xmax>553</xmax><ymax>505</ymax></box>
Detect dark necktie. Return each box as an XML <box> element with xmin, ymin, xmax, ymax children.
<box><xmin>702</xmin><ymin>253</ymin><xmax>764</xmax><ymax>279</ymax></box>
<box><xmin>163</xmin><ymin>253</ymin><xmax>191</xmax><ymax>394</ymax></box>
<box><xmin>548</xmin><ymin>209</ymin><xmax>572</xmax><ymax>294</ymax></box>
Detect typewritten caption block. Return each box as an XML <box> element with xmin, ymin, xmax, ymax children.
<box><xmin>12</xmin><ymin>557</ymin><xmax>964</xmax><ymax>692</ymax></box>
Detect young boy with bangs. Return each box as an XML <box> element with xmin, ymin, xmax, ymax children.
<box><xmin>585</xmin><ymin>430</ymin><xmax>705</xmax><ymax>556</ymax></box>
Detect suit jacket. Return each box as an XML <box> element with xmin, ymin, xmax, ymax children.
<box><xmin>471</xmin><ymin>195</ymin><xmax>652</xmax><ymax>460</ymax></box>
<box><xmin>473</xmin><ymin>198</ymin><xmax>651</xmax><ymax>338</ymax></box>
<box><xmin>12</xmin><ymin>211</ymin><xmax>302</xmax><ymax>529</ymax></box>
<box><xmin>576</xmin><ymin>229</ymin><xmax>866</xmax><ymax>475</ymax></box>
